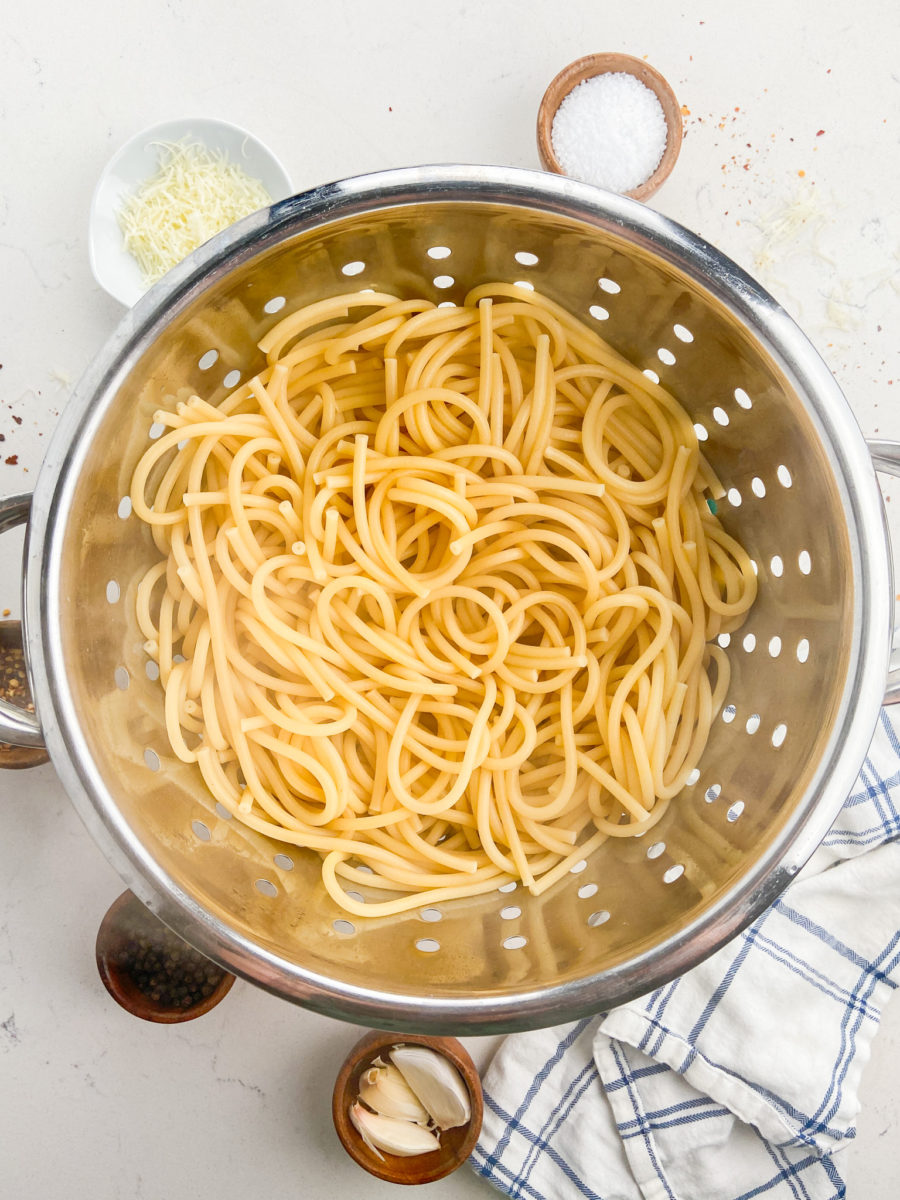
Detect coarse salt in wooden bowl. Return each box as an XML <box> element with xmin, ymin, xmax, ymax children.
<box><xmin>332</xmin><ymin>1030</ymin><xmax>483</xmax><ymax>1185</ymax></box>
<box><xmin>537</xmin><ymin>52</ymin><xmax>683</xmax><ymax>201</ymax></box>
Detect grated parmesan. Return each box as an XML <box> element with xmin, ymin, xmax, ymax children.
<box><xmin>117</xmin><ymin>139</ymin><xmax>272</xmax><ymax>286</ymax></box>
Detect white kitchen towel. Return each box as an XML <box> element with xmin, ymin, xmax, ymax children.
<box><xmin>471</xmin><ymin>708</ymin><xmax>900</xmax><ymax>1200</ymax></box>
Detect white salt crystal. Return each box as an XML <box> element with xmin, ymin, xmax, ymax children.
<box><xmin>551</xmin><ymin>72</ymin><xmax>668</xmax><ymax>194</ymax></box>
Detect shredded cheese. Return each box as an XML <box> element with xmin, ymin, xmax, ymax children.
<box><xmin>118</xmin><ymin>139</ymin><xmax>273</xmax><ymax>286</ymax></box>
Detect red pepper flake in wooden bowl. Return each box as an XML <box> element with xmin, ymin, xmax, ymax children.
<box><xmin>0</xmin><ymin>620</ymin><xmax>49</xmax><ymax>768</ymax></box>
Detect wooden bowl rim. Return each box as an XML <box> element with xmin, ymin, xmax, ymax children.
<box><xmin>537</xmin><ymin>52</ymin><xmax>683</xmax><ymax>201</ymax></box>
<box><xmin>332</xmin><ymin>1029</ymin><xmax>484</xmax><ymax>1185</ymax></box>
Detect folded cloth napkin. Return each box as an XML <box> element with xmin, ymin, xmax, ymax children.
<box><xmin>472</xmin><ymin>708</ymin><xmax>900</xmax><ymax>1200</ymax></box>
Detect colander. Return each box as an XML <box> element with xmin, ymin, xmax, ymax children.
<box><xmin>2</xmin><ymin>165</ymin><xmax>899</xmax><ymax>1034</ymax></box>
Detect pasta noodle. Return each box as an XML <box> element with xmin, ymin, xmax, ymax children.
<box><xmin>130</xmin><ymin>283</ymin><xmax>756</xmax><ymax>916</ymax></box>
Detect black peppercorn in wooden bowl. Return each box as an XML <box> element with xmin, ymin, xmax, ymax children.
<box><xmin>95</xmin><ymin>890</ymin><xmax>235</xmax><ymax>1022</ymax></box>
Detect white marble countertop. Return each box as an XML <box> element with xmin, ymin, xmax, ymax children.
<box><xmin>2</xmin><ymin>2</ymin><xmax>899</xmax><ymax>1195</ymax></box>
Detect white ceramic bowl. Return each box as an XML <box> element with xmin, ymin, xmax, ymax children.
<box><xmin>88</xmin><ymin>117</ymin><xmax>293</xmax><ymax>307</ymax></box>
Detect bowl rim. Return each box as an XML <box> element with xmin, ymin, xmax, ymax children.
<box><xmin>27</xmin><ymin>164</ymin><xmax>891</xmax><ymax>1033</ymax></box>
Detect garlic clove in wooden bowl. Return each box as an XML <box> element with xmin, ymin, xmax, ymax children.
<box><xmin>537</xmin><ymin>52</ymin><xmax>683</xmax><ymax>201</ymax></box>
<box><xmin>332</xmin><ymin>1030</ymin><xmax>484</xmax><ymax>1185</ymax></box>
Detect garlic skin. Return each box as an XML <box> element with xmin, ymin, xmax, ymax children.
<box><xmin>358</xmin><ymin>1065</ymin><xmax>431</xmax><ymax>1125</ymax></box>
<box><xmin>349</xmin><ymin>1102</ymin><xmax>441</xmax><ymax>1159</ymax></box>
<box><xmin>390</xmin><ymin>1045</ymin><xmax>471</xmax><ymax>1129</ymax></box>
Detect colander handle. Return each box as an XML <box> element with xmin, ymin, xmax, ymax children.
<box><xmin>0</xmin><ymin>493</ymin><xmax>45</xmax><ymax>747</ymax></box>
<box><xmin>868</xmin><ymin>439</ymin><xmax>900</xmax><ymax>706</ymax></box>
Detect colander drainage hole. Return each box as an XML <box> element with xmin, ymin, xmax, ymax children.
<box><xmin>345</xmin><ymin>890</ymin><xmax>365</xmax><ymax>904</ymax></box>
<box><xmin>777</xmin><ymin>464</ymin><xmax>793</xmax><ymax>487</ymax></box>
<box><xmin>598</xmin><ymin>277</ymin><xmax>621</xmax><ymax>294</ymax></box>
<box><xmin>734</xmin><ymin>387</ymin><xmax>753</xmax><ymax>410</ymax></box>
<box><xmin>798</xmin><ymin>550</ymin><xmax>812</xmax><ymax>575</ymax></box>
<box><xmin>420</xmin><ymin>908</ymin><xmax>443</xmax><ymax>923</ymax></box>
<box><xmin>263</xmin><ymin>296</ymin><xmax>286</xmax><ymax>314</ymax></box>
<box><xmin>214</xmin><ymin>802</ymin><xmax>232</xmax><ymax>821</ymax></box>
<box><xmin>341</xmin><ymin>260</ymin><xmax>365</xmax><ymax>276</ymax></box>
<box><xmin>742</xmin><ymin>633</ymin><xmax>756</xmax><ymax>652</ymax></box>
<box><xmin>145</xmin><ymin>661</ymin><xmax>160</xmax><ymax>681</ymax></box>
<box><xmin>705</xmin><ymin>784</ymin><xmax>721</xmax><ymax>803</ymax></box>
<box><xmin>223</xmin><ymin>369</ymin><xmax>242</xmax><ymax>388</ymax></box>
<box><xmin>797</xmin><ymin>638</ymin><xmax>810</xmax><ymax>663</ymax></box>
<box><xmin>273</xmin><ymin>853</ymin><xmax>294</xmax><ymax>870</ymax></box>
<box><xmin>686</xmin><ymin>768</ymin><xmax>701</xmax><ymax>786</ymax></box>
<box><xmin>727</xmin><ymin>487</ymin><xmax>742</xmax><ymax>507</ymax></box>
<box><xmin>148</xmin><ymin>421</ymin><xmax>165</xmax><ymax>440</ymax></box>
<box><xmin>143</xmin><ymin>748</ymin><xmax>160</xmax><ymax>771</ymax></box>
<box><xmin>673</xmin><ymin>323</ymin><xmax>694</xmax><ymax>343</ymax></box>
<box><xmin>416</xmin><ymin>938</ymin><xmax>441</xmax><ymax>953</ymax></box>
<box><xmin>712</xmin><ymin>406</ymin><xmax>729</xmax><ymax>426</ymax></box>
<box><xmin>722</xmin><ymin>704</ymin><xmax>736</xmax><ymax>723</ymax></box>
<box><xmin>500</xmin><ymin>906</ymin><xmax>522</xmax><ymax>920</ymax></box>
<box><xmin>768</xmin><ymin>636</ymin><xmax>782</xmax><ymax>658</ymax></box>
<box><xmin>577</xmin><ymin>882</ymin><xmax>598</xmax><ymax>897</ymax></box>
<box><xmin>657</xmin><ymin>347</ymin><xmax>676</xmax><ymax>366</ymax></box>
<box><xmin>255</xmin><ymin>879</ymin><xmax>278</xmax><ymax>897</ymax></box>
<box><xmin>569</xmin><ymin>859</ymin><xmax>588</xmax><ymax>875</ymax></box>
<box><xmin>191</xmin><ymin>820</ymin><xmax>211</xmax><ymax>842</ymax></box>
<box><xmin>198</xmin><ymin>349</ymin><xmax>218</xmax><ymax>371</ymax></box>
<box><xmin>498</xmin><ymin>880</ymin><xmax>518</xmax><ymax>893</ymax></box>
<box><xmin>514</xmin><ymin>251</ymin><xmax>539</xmax><ymax>266</ymax></box>
<box><xmin>663</xmin><ymin>864</ymin><xmax>685</xmax><ymax>884</ymax></box>
<box><xmin>114</xmin><ymin>667</ymin><xmax>129</xmax><ymax>691</ymax></box>
<box><xmin>643</xmin><ymin>368</ymin><xmax>660</xmax><ymax>384</ymax></box>
<box><xmin>502</xmin><ymin>936</ymin><xmax>527</xmax><ymax>950</ymax></box>
<box><xmin>726</xmin><ymin>801</ymin><xmax>745</xmax><ymax>823</ymax></box>
<box><xmin>770</xmin><ymin>555</ymin><xmax>784</xmax><ymax>578</ymax></box>
<box><xmin>334</xmin><ymin>919</ymin><xmax>356</xmax><ymax>935</ymax></box>
<box><xmin>433</xmin><ymin>275</ymin><xmax>454</xmax><ymax>289</ymax></box>
<box><xmin>746</xmin><ymin>713</ymin><xmax>761</xmax><ymax>735</ymax></box>
<box><xmin>512</xmin><ymin>280</ymin><xmax>535</xmax><ymax>291</ymax></box>
<box><xmin>587</xmin><ymin>910</ymin><xmax>610</xmax><ymax>928</ymax></box>
<box><xmin>751</xmin><ymin>477</ymin><xmax>766</xmax><ymax>498</ymax></box>
<box><xmin>588</xmin><ymin>304</ymin><xmax>609</xmax><ymax>321</ymax></box>
<box><xmin>772</xmin><ymin>723</ymin><xmax>788</xmax><ymax>748</ymax></box>
<box><xmin>426</xmin><ymin>245</ymin><xmax>451</xmax><ymax>260</ymax></box>
<box><xmin>106</xmin><ymin>580</ymin><xmax>120</xmax><ymax>604</ymax></box>
<box><xmin>646</xmin><ymin>842</ymin><xmax>665</xmax><ymax>860</ymax></box>
<box><xmin>117</xmin><ymin>496</ymin><xmax>132</xmax><ymax>519</ymax></box>
<box><xmin>717</xmin><ymin>632</ymin><xmax>731</xmax><ymax>648</ymax></box>
<box><xmin>693</xmin><ymin>422</ymin><xmax>709</xmax><ymax>442</ymax></box>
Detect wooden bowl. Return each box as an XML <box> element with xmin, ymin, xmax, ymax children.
<box><xmin>0</xmin><ymin>619</ymin><xmax>50</xmax><ymax>769</ymax></box>
<box><xmin>96</xmin><ymin>890</ymin><xmax>236</xmax><ymax>1023</ymax></box>
<box><xmin>332</xmin><ymin>1030</ymin><xmax>484</xmax><ymax>1185</ymax></box>
<box><xmin>537</xmin><ymin>52</ymin><xmax>683</xmax><ymax>201</ymax></box>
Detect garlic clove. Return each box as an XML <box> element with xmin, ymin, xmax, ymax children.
<box><xmin>349</xmin><ymin>1102</ymin><xmax>442</xmax><ymax>1159</ymax></box>
<box><xmin>389</xmin><ymin>1045</ymin><xmax>471</xmax><ymax>1130</ymax></box>
<box><xmin>359</xmin><ymin>1065</ymin><xmax>431</xmax><ymax>1124</ymax></box>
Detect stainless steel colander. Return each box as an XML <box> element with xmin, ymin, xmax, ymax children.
<box><xmin>2</xmin><ymin>165</ymin><xmax>899</xmax><ymax>1034</ymax></box>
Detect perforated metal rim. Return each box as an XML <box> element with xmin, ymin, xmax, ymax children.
<box><xmin>23</xmin><ymin>165</ymin><xmax>892</xmax><ymax>1032</ymax></box>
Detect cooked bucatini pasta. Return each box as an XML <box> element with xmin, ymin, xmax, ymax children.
<box><xmin>131</xmin><ymin>283</ymin><xmax>756</xmax><ymax>915</ymax></box>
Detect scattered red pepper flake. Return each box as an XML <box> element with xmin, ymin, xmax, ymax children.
<box><xmin>798</xmin><ymin>169</ymin><xmax>806</xmax><ymax>177</ymax></box>
<box><xmin>11</xmin><ymin>415</ymin><xmax>21</xmax><ymax>425</ymax></box>
<box><xmin>681</xmin><ymin>104</ymin><xmax>691</xmax><ymax>116</ymax></box>
<box><xmin>5</xmin><ymin>455</ymin><xmax>18</xmax><ymax>465</ymax></box>
<box><xmin>816</xmin><ymin>129</ymin><xmax>825</xmax><ymax>136</ymax></box>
